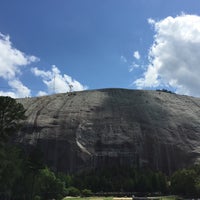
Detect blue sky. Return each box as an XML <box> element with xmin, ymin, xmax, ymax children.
<box><xmin>0</xmin><ymin>0</ymin><xmax>200</xmax><ymax>97</ymax></box>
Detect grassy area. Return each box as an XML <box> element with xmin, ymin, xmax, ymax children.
<box><xmin>159</xmin><ymin>197</ymin><xmax>177</xmax><ymax>200</ymax></box>
<box><xmin>62</xmin><ymin>197</ymin><xmax>113</xmax><ymax>200</ymax></box>
<box><xmin>62</xmin><ymin>197</ymin><xmax>177</xmax><ymax>200</ymax></box>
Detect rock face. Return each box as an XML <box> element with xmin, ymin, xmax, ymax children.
<box><xmin>16</xmin><ymin>89</ymin><xmax>200</xmax><ymax>174</ymax></box>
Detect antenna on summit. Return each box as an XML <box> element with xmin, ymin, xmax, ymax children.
<box><xmin>69</xmin><ymin>84</ymin><xmax>73</xmax><ymax>93</ymax></box>
<box><xmin>66</xmin><ymin>83</ymin><xmax>73</xmax><ymax>96</ymax></box>
<box><xmin>53</xmin><ymin>74</ymin><xmax>56</xmax><ymax>94</ymax></box>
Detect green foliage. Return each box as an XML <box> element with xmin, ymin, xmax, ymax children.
<box><xmin>0</xmin><ymin>145</ymin><xmax>23</xmax><ymax>199</ymax></box>
<box><xmin>10</xmin><ymin>147</ymin><xmax>45</xmax><ymax>199</ymax></box>
<box><xmin>35</xmin><ymin>167</ymin><xmax>65</xmax><ymax>200</ymax></box>
<box><xmin>195</xmin><ymin>178</ymin><xmax>200</xmax><ymax>195</ymax></box>
<box><xmin>66</xmin><ymin>186</ymin><xmax>81</xmax><ymax>196</ymax></box>
<box><xmin>156</xmin><ymin>89</ymin><xmax>174</xmax><ymax>94</ymax></box>
<box><xmin>170</xmin><ymin>166</ymin><xmax>200</xmax><ymax>197</ymax></box>
<box><xmin>81</xmin><ymin>189</ymin><xmax>93</xmax><ymax>197</ymax></box>
<box><xmin>72</xmin><ymin>167</ymin><xmax>168</xmax><ymax>194</ymax></box>
<box><xmin>26</xmin><ymin>147</ymin><xmax>45</xmax><ymax>172</ymax></box>
<box><xmin>0</xmin><ymin>96</ymin><xmax>26</xmax><ymax>143</ymax></box>
<box><xmin>62</xmin><ymin>198</ymin><xmax>114</xmax><ymax>200</ymax></box>
<box><xmin>0</xmin><ymin>96</ymin><xmax>26</xmax><ymax>199</ymax></box>
<box><xmin>57</xmin><ymin>172</ymin><xmax>73</xmax><ymax>188</ymax></box>
<box><xmin>33</xmin><ymin>195</ymin><xmax>42</xmax><ymax>200</ymax></box>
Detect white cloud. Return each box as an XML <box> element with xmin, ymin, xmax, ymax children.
<box><xmin>129</xmin><ymin>63</ymin><xmax>140</xmax><ymax>72</ymax></box>
<box><xmin>134</xmin><ymin>14</ymin><xmax>200</xmax><ymax>96</ymax></box>
<box><xmin>120</xmin><ymin>55</ymin><xmax>127</xmax><ymax>63</ymax></box>
<box><xmin>133</xmin><ymin>51</ymin><xmax>140</xmax><ymax>60</ymax></box>
<box><xmin>0</xmin><ymin>33</ymin><xmax>39</xmax><ymax>79</ymax></box>
<box><xmin>32</xmin><ymin>65</ymin><xmax>88</xmax><ymax>94</ymax></box>
<box><xmin>0</xmin><ymin>33</ymin><xmax>86</xmax><ymax>97</ymax></box>
<box><xmin>0</xmin><ymin>32</ymin><xmax>38</xmax><ymax>98</ymax></box>
<box><xmin>37</xmin><ymin>91</ymin><xmax>48</xmax><ymax>96</ymax></box>
<box><xmin>0</xmin><ymin>79</ymin><xmax>31</xmax><ymax>98</ymax></box>
<box><xmin>0</xmin><ymin>91</ymin><xmax>17</xmax><ymax>98</ymax></box>
<box><xmin>8</xmin><ymin>79</ymin><xmax>31</xmax><ymax>97</ymax></box>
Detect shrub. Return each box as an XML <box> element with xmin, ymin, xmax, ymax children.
<box><xmin>66</xmin><ymin>186</ymin><xmax>80</xmax><ymax>196</ymax></box>
<box><xmin>34</xmin><ymin>195</ymin><xmax>41</xmax><ymax>200</ymax></box>
<box><xmin>56</xmin><ymin>193</ymin><xmax>64</xmax><ymax>200</ymax></box>
<box><xmin>81</xmin><ymin>189</ymin><xmax>93</xmax><ymax>197</ymax></box>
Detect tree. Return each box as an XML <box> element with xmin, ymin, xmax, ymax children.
<box><xmin>171</xmin><ymin>168</ymin><xmax>197</xmax><ymax>196</ymax></box>
<box><xmin>57</xmin><ymin>172</ymin><xmax>73</xmax><ymax>188</ymax></box>
<box><xmin>0</xmin><ymin>96</ymin><xmax>26</xmax><ymax>143</ymax></box>
<box><xmin>36</xmin><ymin>167</ymin><xmax>65</xmax><ymax>200</ymax></box>
<box><xmin>0</xmin><ymin>96</ymin><xmax>26</xmax><ymax>199</ymax></box>
<box><xmin>21</xmin><ymin>147</ymin><xmax>45</xmax><ymax>200</ymax></box>
<box><xmin>0</xmin><ymin>145</ymin><xmax>23</xmax><ymax>199</ymax></box>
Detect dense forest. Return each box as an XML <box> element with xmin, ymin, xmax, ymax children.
<box><xmin>0</xmin><ymin>96</ymin><xmax>200</xmax><ymax>200</ymax></box>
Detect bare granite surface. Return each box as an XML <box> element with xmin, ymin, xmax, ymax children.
<box><xmin>16</xmin><ymin>89</ymin><xmax>200</xmax><ymax>174</ymax></box>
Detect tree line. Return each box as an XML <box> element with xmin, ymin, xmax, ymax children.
<box><xmin>0</xmin><ymin>96</ymin><xmax>199</xmax><ymax>199</ymax></box>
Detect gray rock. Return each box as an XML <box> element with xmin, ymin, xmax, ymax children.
<box><xmin>16</xmin><ymin>89</ymin><xmax>200</xmax><ymax>174</ymax></box>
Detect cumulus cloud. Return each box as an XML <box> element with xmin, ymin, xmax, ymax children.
<box><xmin>0</xmin><ymin>33</ymin><xmax>38</xmax><ymax>98</ymax></box>
<box><xmin>133</xmin><ymin>51</ymin><xmax>140</xmax><ymax>60</ymax></box>
<box><xmin>32</xmin><ymin>65</ymin><xmax>88</xmax><ymax>95</ymax></box>
<box><xmin>0</xmin><ymin>80</ymin><xmax>31</xmax><ymax>98</ymax></box>
<box><xmin>8</xmin><ymin>79</ymin><xmax>31</xmax><ymax>98</ymax></box>
<box><xmin>134</xmin><ymin>14</ymin><xmax>200</xmax><ymax>96</ymax></box>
